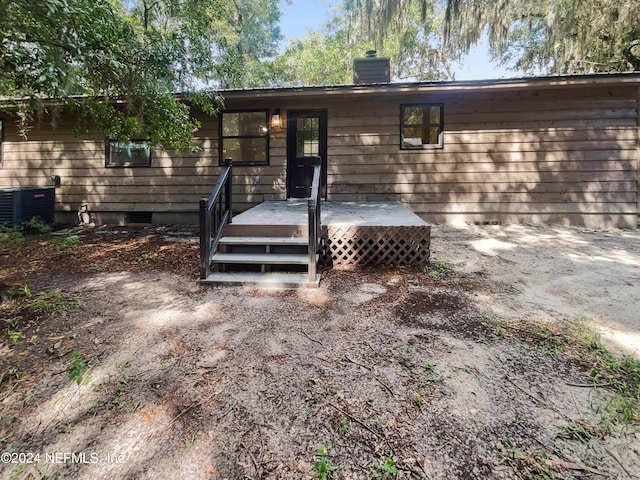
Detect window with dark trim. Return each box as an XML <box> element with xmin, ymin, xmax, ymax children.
<box><xmin>400</xmin><ymin>104</ymin><xmax>444</xmax><ymax>149</ymax></box>
<box><xmin>220</xmin><ymin>110</ymin><xmax>269</xmax><ymax>165</ymax></box>
<box><xmin>106</xmin><ymin>139</ymin><xmax>152</xmax><ymax>167</ymax></box>
<box><xmin>0</xmin><ymin>118</ymin><xmax>4</xmax><ymax>168</ymax></box>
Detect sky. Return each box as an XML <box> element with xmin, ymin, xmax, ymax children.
<box><xmin>278</xmin><ymin>0</ymin><xmax>515</xmax><ymax>81</ymax></box>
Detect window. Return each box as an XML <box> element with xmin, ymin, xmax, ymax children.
<box><xmin>106</xmin><ymin>140</ymin><xmax>151</xmax><ymax>167</ymax></box>
<box><xmin>220</xmin><ymin>110</ymin><xmax>269</xmax><ymax>165</ymax></box>
<box><xmin>0</xmin><ymin>118</ymin><xmax>4</xmax><ymax>168</ymax></box>
<box><xmin>296</xmin><ymin>117</ymin><xmax>320</xmax><ymax>157</ymax></box>
<box><xmin>400</xmin><ymin>104</ymin><xmax>444</xmax><ymax>149</ymax></box>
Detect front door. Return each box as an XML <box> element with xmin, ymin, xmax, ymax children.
<box><xmin>287</xmin><ymin>110</ymin><xmax>327</xmax><ymax>199</ymax></box>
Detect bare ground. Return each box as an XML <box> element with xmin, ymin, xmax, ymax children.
<box><xmin>0</xmin><ymin>223</ymin><xmax>639</xmax><ymax>480</ymax></box>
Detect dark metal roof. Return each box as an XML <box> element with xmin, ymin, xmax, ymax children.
<box><xmin>3</xmin><ymin>72</ymin><xmax>640</xmax><ymax>105</ymax></box>
<box><xmin>209</xmin><ymin>71</ymin><xmax>640</xmax><ymax>98</ymax></box>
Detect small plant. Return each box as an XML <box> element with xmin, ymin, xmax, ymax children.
<box><xmin>28</xmin><ymin>289</ymin><xmax>81</xmax><ymax>313</ymax></box>
<box><xmin>556</xmin><ymin>421</ymin><xmax>599</xmax><ymax>444</ymax></box>
<box><xmin>427</xmin><ymin>270</ymin><xmax>442</xmax><ymax>280</ymax></box>
<box><xmin>424</xmin><ymin>361</ymin><xmax>436</xmax><ymax>372</ymax></box>
<box><xmin>128</xmin><ymin>401</ymin><xmax>144</xmax><ymax>413</ymax></box>
<box><xmin>462</xmin><ymin>364</ymin><xmax>484</xmax><ymax>383</ymax></box>
<box><xmin>58</xmin><ymin>235</ymin><xmax>81</xmax><ymax>250</ymax></box>
<box><xmin>606</xmin><ymin>396</ymin><xmax>637</xmax><ymax>424</ymax></box>
<box><xmin>4</xmin><ymin>316</ymin><xmax>20</xmax><ymax>330</ymax></box>
<box><xmin>8</xmin><ymin>330</ymin><xmax>23</xmax><ymax>345</ymax></box>
<box><xmin>4</xmin><ymin>317</ymin><xmax>23</xmax><ymax>345</ymax></box>
<box><xmin>370</xmin><ymin>456</ymin><xmax>398</xmax><ymax>479</ymax></box>
<box><xmin>68</xmin><ymin>351</ymin><xmax>87</xmax><ymax>385</ymax></box>
<box><xmin>425</xmin><ymin>262</ymin><xmax>452</xmax><ymax>280</ymax></box>
<box><xmin>313</xmin><ymin>442</ymin><xmax>336</xmax><ymax>480</ymax></box>
<box><xmin>413</xmin><ymin>391</ymin><xmax>424</xmax><ymax>409</ymax></box>
<box><xmin>497</xmin><ymin>439</ymin><xmax>554</xmax><ymax>479</ymax></box>
<box><xmin>528</xmin><ymin>323</ymin><xmax>565</xmax><ymax>357</ymax></box>
<box><xmin>575</xmin><ymin>320</ymin><xmax>640</xmax><ymax>425</ymax></box>
<box><xmin>219</xmin><ymin>439</ymin><xmax>229</xmax><ymax>454</ymax></box>
<box><xmin>0</xmin><ymin>225</ymin><xmax>24</xmax><ymax>244</ymax></box>
<box><xmin>339</xmin><ymin>417</ymin><xmax>349</xmax><ymax>437</ymax></box>
<box><xmin>24</xmin><ymin>216</ymin><xmax>52</xmax><ymax>234</ymax></box>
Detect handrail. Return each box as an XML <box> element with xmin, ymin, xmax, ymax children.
<box><xmin>307</xmin><ymin>157</ymin><xmax>322</xmax><ymax>283</ymax></box>
<box><xmin>200</xmin><ymin>158</ymin><xmax>233</xmax><ymax>279</ymax></box>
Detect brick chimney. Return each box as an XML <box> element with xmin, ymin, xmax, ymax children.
<box><xmin>353</xmin><ymin>50</ymin><xmax>391</xmax><ymax>84</ymax></box>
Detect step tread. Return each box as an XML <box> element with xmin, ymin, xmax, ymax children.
<box><xmin>219</xmin><ymin>236</ymin><xmax>308</xmax><ymax>246</ymax></box>
<box><xmin>212</xmin><ymin>252</ymin><xmax>311</xmax><ymax>265</ymax></box>
<box><xmin>200</xmin><ymin>272</ymin><xmax>320</xmax><ymax>288</ymax></box>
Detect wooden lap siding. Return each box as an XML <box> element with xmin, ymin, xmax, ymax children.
<box><xmin>0</xmin><ymin>82</ymin><xmax>638</xmax><ymax>229</ymax></box>
<box><xmin>326</xmin><ymin>86</ymin><xmax>638</xmax><ymax>229</ymax></box>
<box><xmin>0</xmin><ymin>116</ymin><xmax>223</xmax><ymax>224</ymax></box>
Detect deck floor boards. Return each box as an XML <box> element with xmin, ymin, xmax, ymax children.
<box><xmin>232</xmin><ymin>201</ymin><xmax>431</xmax><ymax>228</ymax></box>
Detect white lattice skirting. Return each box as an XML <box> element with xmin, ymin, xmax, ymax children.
<box><xmin>322</xmin><ymin>225</ymin><xmax>431</xmax><ymax>267</ymax></box>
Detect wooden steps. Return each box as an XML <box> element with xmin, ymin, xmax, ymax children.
<box><xmin>203</xmin><ymin>272</ymin><xmax>320</xmax><ymax>288</ymax></box>
<box><xmin>219</xmin><ymin>236</ymin><xmax>308</xmax><ymax>246</ymax></box>
<box><xmin>212</xmin><ymin>252</ymin><xmax>310</xmax><ymax>265</ymax></box>
<box><xmin>200</xmin><ymin>228</ymin><xmax>320</xmax><ymax>288</ymax></box>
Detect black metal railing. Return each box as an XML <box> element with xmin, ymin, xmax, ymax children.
<box><xmin>200</xmin><ymin>158</ymin><xmax>233</xmax><ymax>279</ymax></box>
<box><xmin>307</xmin><ymin>157</ymin><xmax>322</xmax><ymax>283</ymax></box>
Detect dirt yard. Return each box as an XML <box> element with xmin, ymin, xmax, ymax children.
<box><xmin>0</xmin><ymin>223</ymin><xmax>639</xmax><ymax>480</ymax></box>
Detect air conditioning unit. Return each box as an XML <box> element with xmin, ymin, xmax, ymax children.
<box><xmin>0</xmin><ymin>187</ymin><xmax>55</xmax><ymax>229</ymax></box>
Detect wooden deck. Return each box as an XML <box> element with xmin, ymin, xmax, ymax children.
<box><xmin>231</xmin><ymin>201</ymin><xmax>432</xmax><ymax>267</ymax></box>
<box><xmin>231</xmin><ymin>200</ymin><xmax>429</xmax><ymax>227</ymax></box>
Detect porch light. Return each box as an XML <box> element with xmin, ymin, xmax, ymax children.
<box><xmin>271</xmin><ymin>108</ymin><xmax>282</xmax><ymax>129</ymax></box>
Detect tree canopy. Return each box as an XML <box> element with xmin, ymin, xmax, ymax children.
<box><xmin>0</xmin><ymin>0</ymin><xmax>281</xmax><ymax>149</ymax></box>
<box><xmin>344</xmin><ymin>0</ymin><xmax>640</xmax><ymax>75</ymax></box>
<box><xmin>2</xmin><ymin>0</ymin><xmax>638</xmax><ymax>146</ymax></box>
<box><xmin>275</xmin><ymin>0</ymin><xmax>459</xmax><ymax>86</ymax></box>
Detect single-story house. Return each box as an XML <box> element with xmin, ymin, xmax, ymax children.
<box><xmin>1</xmin><ymin>56</ymin><xmax>639</xmax><ymax>230</ymax></box>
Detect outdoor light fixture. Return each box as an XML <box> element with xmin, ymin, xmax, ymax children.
<box><xmin>271</xmin><ymin>108</ymin><xmax>282</xmax><ymax>129</ymax></box>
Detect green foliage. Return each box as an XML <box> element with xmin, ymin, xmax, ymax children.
<box><xmin>339</xmin><ymin>417</ymin><xmax>349</xmax><ymax>437</ymax></box>
<box><xmin>4</xmin><ymin>317</ymin><xmax>23</xmax><ymax>345</ymax></box>
<box><xmin>424</xmin><ymin>261</ymin><xmax>451</xmax><ymax>280</ymax></box>
<box><xmin>276</xmin><ymin>1</ymin><xmax>459</xmax><ymax>85</ymax></box>
<box><xmin>0</xmin><ymin>0</ymin><xmax>283</xmax><ymax>148</ymax></box>
<box><xmin>340</xmin><ymin>0</ymin><xmax>640</xmax><ymax>75</ymax></box>
<box><xmin>370</xmin><ymin>456</ymin><xmax>398</xmax><ymax>479</ymax></box>
<box><xmin>58</xmin><ymin>235</ymin><xmax>81</xmax><ymax>250</ymax></box>
<box><xmin>8</xmin><ymin>330</ymin><xmax>23</xmax><ymax>345</ymax></box>
<box><xmin>313</xmin><ymin>442</ymin><xmax>337</xmax><ymax>480</ymax></box>
<box><xmin>24</xmin><ymin>217</ymin><xmax>53</xmax><ymax>234</ymax></box>
<box><xmin>27</xmin><ymin>288</ymin><xmax>81</xmax><ymax>313</ymax></box>
<box><xmin>425</xmin><ymin>0</ymin><xmax>640</xmax><ymax>74</ymax></box>
<box><xmin>497</xmin><ymin>438</ymin><xmax>554</xmax><ymax>479</ymax></box>
<box><xmin>68</xmin><ymin>351</ymin><xmax>87</xmax><ymax>385</ymax></box>
<box><xmin>0</xmin><ymin>225</ymin><xmax>24</xmax><ymax>244</ymax></box>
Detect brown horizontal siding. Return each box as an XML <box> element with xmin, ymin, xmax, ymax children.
<box><xmin>0</xmin><ymin>83</ymin><xmax>637</xmax><ymax>228</ymax></box>
<box><xmin>0</xmin><ymin>108</ymin><xmax>287</xmax><ymax>217</ymax></box>
<box><xmin>325</xmin><ymin>86</ymin><xmax>638</xmax><ymax>228</ymax></box>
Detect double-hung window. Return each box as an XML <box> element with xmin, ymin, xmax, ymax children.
<box><xmin>220</xmin><ymin>110</ymin><xmax>269</xmax><ymax>165</ymax></box>
<box><xmin>0</xmin><ymin>119</ymin><xmax>3</xmax><ymax>167</ymax></box>
<box><xmin>400</xmin><ymin>104</ymin><xmax>444</xmax><ymax>149</ymax></box>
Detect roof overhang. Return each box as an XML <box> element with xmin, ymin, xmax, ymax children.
<box><xmin>4</xmin><ymin>73</ymin><xmax>640</xmax><ymax>108</ymax></box>
<box><xmin>206</xmin><ymin>72</ymin><xmax>640</xmax><ymax>101</ymax></box>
